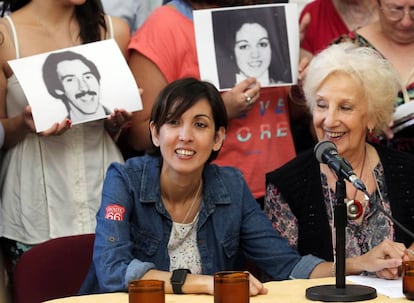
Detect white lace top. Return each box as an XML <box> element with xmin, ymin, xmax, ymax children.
<box><xmin>168</xmin><ymin>212</ymin><xmax>202</xmax><ymax>274</ymax></box>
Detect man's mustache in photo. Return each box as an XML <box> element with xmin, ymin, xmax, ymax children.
<box><xmin>75</xmin><ymin>90</ymin><xmax>97</xmax><ymax>99</ymax></box>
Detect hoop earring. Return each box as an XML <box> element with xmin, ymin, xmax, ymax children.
<box><xmin>346</xmin><ymin>199</ymin><xmax>363</xmax><ymax>220</ymax></box>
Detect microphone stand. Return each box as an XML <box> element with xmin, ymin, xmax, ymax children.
<box><xmin>306</xmin><ymin>178</ymin><xmax>377</xmax><ymax>302</ymax></box>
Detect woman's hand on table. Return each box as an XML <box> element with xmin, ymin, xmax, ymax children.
<box><xmin>349</xmin><ymin>239</ymin><xmax>405</xmax><ymax>279</ymax></box>
<box><xmin>249</xmin><ymin>273</ymin><xmax>268</xmax><ymax>296</ymax></box>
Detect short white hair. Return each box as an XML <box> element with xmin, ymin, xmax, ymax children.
<box><xmin>303</xmin><ymin>42</ymin><xmax>400</xmax><ymax>134</ymax></box>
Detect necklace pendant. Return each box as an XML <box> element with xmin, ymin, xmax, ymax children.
<box><xmin>346</xmin><ymin>199</ymin><xmax>364</xmax><ymax>220</ymax></box>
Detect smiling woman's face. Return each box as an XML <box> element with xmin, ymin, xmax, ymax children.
<box><xmin>312</xmin><ymin>72</ymin><xmax>373</xmax><ymax>158</ymax></box>
<box><xmin>234</xmin><ymin>23</ymin><xmax>271</xmax><ymax>79</ymax></box>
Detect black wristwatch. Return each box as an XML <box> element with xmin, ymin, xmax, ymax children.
<box><xmin>170</xmin><ymin>268</ymin><xmax>191</xmax><ymax>294</ymax></box>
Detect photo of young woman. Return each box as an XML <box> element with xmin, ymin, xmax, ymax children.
<box><xmin>212</xmin><ymin>5</ymin><xmax>293</xmax><ymax>90</ymax></box>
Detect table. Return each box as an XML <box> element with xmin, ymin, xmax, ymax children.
<box><xmin>43</xmin><ymin>277</ymin><xmax>409</xmax><ymax>303</ymax></box>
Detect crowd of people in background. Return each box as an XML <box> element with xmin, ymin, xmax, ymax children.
<box><xmin>1</xmin><ymin>0</ymin><xmax>414</xmax><ymax>302</ymax></box>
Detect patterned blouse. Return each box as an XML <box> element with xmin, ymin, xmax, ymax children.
<box><xmin>168</xmin><ymin>213</ymin><xmax>202</xmax><ymax>274</ymax></box>
<box><xmin>264</xmin><ymin>161</ymin><xmax>395</xmax><ymax>258</ymax></box>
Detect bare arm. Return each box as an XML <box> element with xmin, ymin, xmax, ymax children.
<box><xmin>142</xmin><ymin>270</ymin><xmax>213</xmax><ymax>295</ymax></box>
<box><xmin>110</xmin><ymin>16</ymin><xmax>131</xmax><ymax>58</ymax></box>
<box><xmin>0</xmin><ymin>24</ymin><xmax>35</xmax><ymax>148</ymax></box>
<box><xmin>103</xmin><ymin>16</ymin><xmax>132</xmax><ymax>141</ymax></box>
<box><xmin>128</xmin><ymin>51</ymin><xmax>168</xmax><ymax>151</ymax></box>
<box><xmin>142</xmin><ymin>269</ymin><xmax>267</xmax><ymax>296</ymax></box>
<box><xmin>0</xmin><ymin>104</ymin><xmax>34</xmax><ymax>149</ymax></box>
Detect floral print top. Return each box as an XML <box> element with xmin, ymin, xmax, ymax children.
<box><xmin>264</xmin><ymin>161</ymin><xmax>394</xmax><ymax>258</ymax></box>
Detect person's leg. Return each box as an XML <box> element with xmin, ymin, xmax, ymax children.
<box><xmin>0</xmin><ymin>242</ymin><xmax>10</xmax><ymax>303</ymax></box>
<box><xmin>1</xmin><ymin>238</ymin><xmax>34</xmax><ymax>303</ymax></box>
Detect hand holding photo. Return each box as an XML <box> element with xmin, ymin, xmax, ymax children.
<box><xmin>8</xmin><ymin>39</ymin><xmax>142</xmax><ymax>132</ymax></box>
<box><xmin>194</xmin><ymin>3</ymin><xmax>299</xmax><ymax>91</ymax></box>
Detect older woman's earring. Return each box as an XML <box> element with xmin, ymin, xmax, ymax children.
<box><xmin>368</xmin><ymin>128</ymin><xmax>373</xmax><ymax>136</ymax></box>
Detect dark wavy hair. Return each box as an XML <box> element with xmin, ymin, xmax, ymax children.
<box><xmin>148</xmin><ymin>77</ymin><xmax>228</xmax><ymax>163</ymax></box>
<box><xmin>1</xmin><ymin>0</ymin><xmax>107</xmax><ymax>43</ymax></box>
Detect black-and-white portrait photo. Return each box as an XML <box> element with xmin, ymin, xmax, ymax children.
<box><xmin>194</xmin><ymin>3</ymin><xmax>299</xmax><ymax>91</ymax></box>
<box><xmin>8</xmin><ymin>39</ymin><xmax>142</xmax><ymax>132</ymax></box>
<box><xmin>213</xmin><ymin>6</ymin><xmax>291</xmax><ymax>89</ymax></box>
<box><xmin>42</xmin><ymin>50</ymin><xmax>110</xmax><ymax>124</ymax></box>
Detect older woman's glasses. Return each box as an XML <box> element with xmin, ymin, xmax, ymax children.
<box><xmin>379</xmin><ymin>1</ymin><xmax>414</xmax><ymax>21</ymax></box>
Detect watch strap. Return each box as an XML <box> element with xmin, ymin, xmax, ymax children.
<box><xmin>170</xmin><ymin>268</ymin><xmax>191</xmax><ymax>294</ymax></box>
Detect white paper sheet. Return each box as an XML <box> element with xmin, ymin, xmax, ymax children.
<box><xmin>347</xmin><ymin>275</ymin><xmax>404</xmax><ymax>298</ymax></box>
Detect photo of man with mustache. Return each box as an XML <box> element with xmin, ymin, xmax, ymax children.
<box><xmin>42</xmin><ymin>50</ymin><xmax>111</xmax><ymax>123</ymax></box>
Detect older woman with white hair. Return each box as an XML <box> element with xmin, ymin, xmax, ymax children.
<box><xmin>265</xmin><ymin>42</ymin><xmax>414</xmax><ymax>279</ymax></box>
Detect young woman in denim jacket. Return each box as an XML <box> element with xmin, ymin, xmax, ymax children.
<box><xmin>81</xmin><ymin>78</ymin><xmax>405</xmax><ymax>296</ymax></box>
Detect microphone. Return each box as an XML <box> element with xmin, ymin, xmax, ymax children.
<box><xmin>315</xmin><ymin>140</ymin><xmax>414</xmax><ymax>239</ymax></box>
<box><xmin>314</xmin><ymin>140</ymin><xmax>366</xmax><ymax>192</ymax></box>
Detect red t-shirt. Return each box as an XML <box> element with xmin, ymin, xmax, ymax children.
<box><xmin>300</xmin><ymin>0</ymin><xmax>348</xmax><ymax>55</ymax></box>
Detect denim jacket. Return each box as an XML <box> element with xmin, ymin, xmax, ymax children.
<box><xmin>80</xmin><ymin>155</ymin><xmax>323</xmax><ymax>293</ymax></box>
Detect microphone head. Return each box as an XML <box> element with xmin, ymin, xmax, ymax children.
<box><xmin>314</xmin><ymin>140</ymin><xmax>337</xmax><ymax>163</ymax></box>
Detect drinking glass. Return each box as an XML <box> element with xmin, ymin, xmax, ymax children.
<box><xmin>128</xmin><ymin>279</ymin><xmax>165</xmax><ymax>303</ymax></box>
<box><xmin>214</xmin><ymin>271</ymin><xmax>249</xmax><ymax>303</ymax></box>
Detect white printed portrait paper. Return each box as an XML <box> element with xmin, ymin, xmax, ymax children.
<box><xmin>9</xmin><ymin>39</ymin><xmax>142</xmax><ymax>132</ymax></box>
<box><xmin>194</xmin><ymin>3</ymin><xmax>299</xmax><ymax>91</ymax></box>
